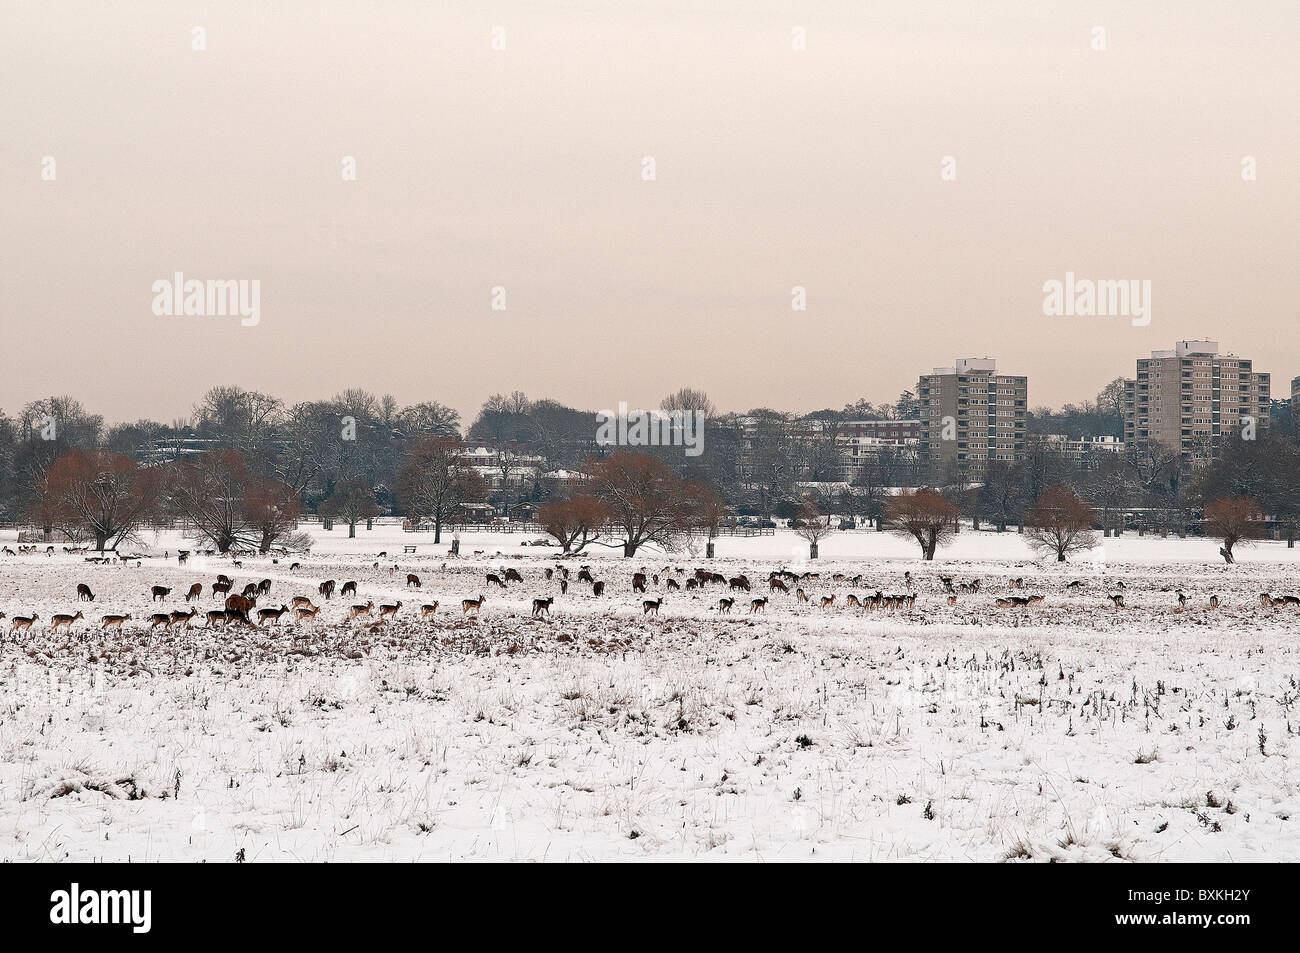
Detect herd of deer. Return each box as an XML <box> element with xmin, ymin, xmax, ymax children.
<box><xmin>7</xmin><ymin>554</ymin><xmax>1300</xmax><ymax>639</ymax></box>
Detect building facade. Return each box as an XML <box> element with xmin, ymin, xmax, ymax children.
<box><xmin>918</xmin><ymin>358</ymin><xmax>1028</xmax><ymax>474</ymax></box>
<box><xmin>1122</xmin><ymin>341</ymin><xmax>1270</xmax><ymax>463</ymax></box>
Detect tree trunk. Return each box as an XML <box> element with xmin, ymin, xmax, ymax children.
<box><xmin>706</xmin><ymin>541</ymin><xmax>715</xmax><ymax>558</ymax></box>
<box><xmin>623</xmin><ymin>541</ymin><xmax>637</xmax><ymax>557</ymax></box>
<box><xmin>434</xmin><ymin>519</ymin><xmax>442</xmax><ymax>545</ymax></box>
<box><xmin>95</xmin><ymin>531</ymin><xmax>108</xmax><ymax>552</ymax></box>
<box><xmin>809</xmin><ymin>542</ymin><xmax>818</xmax><ymax>560</ymax></box>
<box><xmin>259</xmin><ymin>529</ymin><xmax>273</xmax><ymax>554</ymax></box>
<box><xmin>348</xmin><ymin>522</ymin><xmax>356</xmax><ymax>538</ymax></box>
<box><xmin>1057</xmin><ymin>552</ymin><xmax>1066</xmax><ymax>562</ymax></box>
<box><xmin>1220</xmin><ymin>544</ymin><xmax>1234</xmax><ymax>565</ymax></box>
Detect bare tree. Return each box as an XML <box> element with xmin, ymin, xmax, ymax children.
<box><xmin>792</xmin><ymin>497</ymin><xmax>836</xmax><ymax>559</ymax></box>
<box><xmin>660</xmin><ymin>387</ymin><xmax>717</xmax><ymax>420</ymax></box>
<box><xmin>885</xmin><ymin>488</ymin><xmax>961</xmax><ymax>560</ymax></box>
<box><xmin>319</xmin><ymin>478</ymin><xmax>381</xmax><ymax>539</ymax></box>
<box><xmin>587</xmin><ymin>451</ymin><xmax>710</xmax><ymax>557</ymax></box>
<box><xmin>243</xmin><ymin>479</ymin><xmax>306</xmax><ymax>553</ymax></box>
<box><xmin>1024</xmin><ymin>485</ymin><xmax>1098</xmax><ymax>561</ymax></box>
<box><xmin>42</xmin><ymin>450</ymin><xmax>161</xmax><ymax>551</ymax></box>
<box><xmin>396</xmin><ymin>439</ymin><xmax>487</xmax><ymax>543</ymax></box>
<box><xmin>169</xmin><ymin>450</ymin><xmax>255</xmax><ymax>552</ymax></box>
<box><xmin>1204</xmin><ymin>496</ymin><xmax>1263</xmax><ymax>564</ymax></box>
<box><xmin>538</xmin><ymin>494</ymin><xmax>609</xmax><ymax>553</ymax></box>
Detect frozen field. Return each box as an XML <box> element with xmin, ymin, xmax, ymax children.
<box><xmin>1</xmin><ymin>522</ymin><xmax>1298</xmax><ymax>862</ymax></box>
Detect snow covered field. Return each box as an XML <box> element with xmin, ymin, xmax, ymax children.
<box><xmin>2</xmin><ymin>522</ymin><xmax>1298</xmax><ymax>862</ymax></box>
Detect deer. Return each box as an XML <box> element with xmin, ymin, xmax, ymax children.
<box><xmin>846</xmin><ymin>594</ymin><xmax>860</xmax><ymax>608</ymax></box>
<box><xmin>947</xmin><ymin>594</ymin><xmax>958</xmax><ymax>606</ymax></box>
<box><xmin>225</xmin><ymin>594</ymin><xmax>256</xmax><ymax>624</ymax></box>
<box><xmin>769</xmin><ymin>577</ymin><xmax>789</xmax><ymax>594</ymax></box>
<box><xmin>632</xmin><ymin>572</ymin><xmax>648</xmax><ymax>593</ymax></box>
<box><xmin>666</xmin><ymin>578</ymin><xmax>681</xmax><ymax>591</ymax></box>
<box><xmin>151</xmin><ymin>585</ymin><xmax>171</xmax><ymax>601</ymax></box>
<box><xmin>820</xmin><ymin>595</ymin><xmax>836</xmax><ymax>610</ymax></box>
<box><xmin>49</xmin><ymin>611</ymin><xmax>84</xmax><ymax>633</ymax></box>
<box><xmin>348</xmin><ymin>601</ymin><xmax>375</xmax><ymax>620</ymax></box>
<box><xmin>1176</xmin><ymin>591</ymin><xmax>1188</xmax><ymax>609</ymax></box>
<box><xmin>293</xmin><ymin>605</ymin><xmax>319</xmax><ymax>624</ymax></box>
<box><xmin>9</xmin><ymin>614</ymin><xmax>38</xmax><ymax>634</ymax></box>
<box><xmin>291</xmin><ymin>595</ymin><xmax>317</xmax><ymax>610</ymax></box>
<box><xmin>486</xmin><ymin>573</ymin><xmax>506</xmax><ymax>589</ymax></box>
<box><xmin>642</xmin><ymin>597</ymin><xmax>664</xmax><ymax>616</ymax></box>
<box><xmin>462</xmin><ymin>594</ymin><xmax>486</xmax><ymax>616</ymax></box>
<box><xmin>76</xmin><ymin>583</ymin><xmax>95</xmax><ymax>602</ymax></box>
<box><xmin>212</xmin><ymin>581</ymin><xmax>233</xmax><ymax>599</ymax></box>
<box><xmin>258</xmin><ymin>604</ymin><xmax>290</xmax><ymax>625</ymax></box>
<box><xmin>1209</xmin><ymin>595</ymin><xmax>1220</xmax><ymax>609</ymax></box>
<box><xmin>378</xmin><ymin>601</ymin><xmax>402</xmax><ymax>619</ymax></box>
<box><xmin>149</xmin><ymin>612</ymin><xmax>173</xmax><ymax>630</ymax></box>
<box><xmin>181</xmin><ymin>583</ymin><xmax>201</xmax><ymax>602</ymax></box>
<box><xmin>340</xmin><ymin>580</ymin><xmax>358</xmax><ymax>597</ymax></box>
<box><xmin>319</xmin><ymin>580</ymin><xmax>336</xmax><ymax>600</ymax></box>
<box><xmin>749</xmin><ymin>597</ymin><xmax>768</xmax><ymax>614</ymax></box>
<box><xmin>241</xmin><ymin>583</ymin><xmax>259</xmax><ymax>599</ymax></box>
<box><xmin>504</xmin><ymin>568</ymin><xmax>523</xmax><ymax>583</ymax></box>
<box><xmin>406</xmin><ymin>573</ymin><xmax>421</xmax><ymax>588</ymax></box>
<box><xmin>577</xmin><ymin>568</ymin><xmax>594</xmax><ymax>584</ymax></box>
<box><xmin>592</xmin><ymin>580</ymin><xmax>605</xmax><ymax>597</ymax></box>
<box><xmin>559</xmin><ymin>578</ymin><xmax>569</xmax><ymax>595</ymax></box>
<box><xmin>717</xmin><ymin>597</ymin><xmax>735</xmax><ymax>614</ymax></box>
<box><xmin>1108</xmin><ymin>594</ymin><xmax>1126</xmax><ymax>609</ymax></box>
<box><xmin>169</xmin><ymin>607</ymin><xmax>199</xmax><ymax>629</ymax></box>
<box><xmin>177</xmin><ymin>550</ymin><xmax>189</xmax><ymax>564</ymax></box>
<box><xmin>256</xmin><ymin>579</ymin><xmax>273</xmax><ymax>596</ymax></box>
<box><xmin>420</xmin><ymin>602</ymin><xmax>440</xmax><ymax>620</ymax></box>
<box><xmin>204</xmin><ymin>610</ymin><xmax>228</xmax><ymax>628</ymax></box>
<box><xmin>101</xmin><ymin>613</ymin><xmax>131</xmax><ymax>631</ymax></box>
<box><xmin>531</xmin><ymin>597</ymin><xmax>553</xmax><ymax>618</ymax></box>
<box><xmin>796</xmin><ymin>588</ymin><xmax>809</xmax><ymax>603</ymax></box>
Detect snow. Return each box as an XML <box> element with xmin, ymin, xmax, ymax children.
<box><xmin>1</xmin><ymin>521</ymin><xmax>1297</xmax><ymax>862</ymax></box>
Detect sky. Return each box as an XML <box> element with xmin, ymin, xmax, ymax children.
<box><xmin>3</xmin><ymin>0</ymin><xmax>1297</xmax><ymax>426</ymax></box>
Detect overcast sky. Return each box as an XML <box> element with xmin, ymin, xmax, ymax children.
<box><xmin>3</xmin><ymin>0</ymin><xmax>1297</xmax><ymax>425</ymax></box>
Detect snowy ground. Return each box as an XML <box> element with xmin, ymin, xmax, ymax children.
<box><xmin>1</xmin><ymin>522</ymin><xmax>1298</xmax><ymax>862</ymax></box>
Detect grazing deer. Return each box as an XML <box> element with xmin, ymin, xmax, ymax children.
<box><xmin>50</xmin><ymin>611</ymin><xmax>84</xmax><ymax>633</ymax></box>
<box><xmin>184</xmin><ymin>583</ymin><xmax>202</xmax><ymax>602</ymax></box>
<box><xmin>592</xmin><ymin>580</ymin><xmax>605</xmax><ymax>596</ymax></box>
<box><xmin>294</xmin><ymin>605</ymin><xmax>319</xmax><ymax>624</ymax></box>
<box><xmin>101</xmin><ymin>613</ymin><xmax>131</xmax><ymax>631</ymax></box>
<box><xmin>632</xmin><ymin>572</ymin><xmax>648</xmax><ymax>593</ymax></box>
<box><xmin>1066</xmin><ymin>580</ymin><xmax>1085</xmax><ymax>591</ymax></box>
<box><xmin>9</xmin><ymin>614</ymin><xmax>37</xmax><ymax>634</ymax></box>
<box><xmin>504</xmin><ymin>568</ymin><xmax>523</xmax><ymax>583</ymax></box>
<box><xmin>225</xmin><ymin>594</ymin><xmax>256</xmax><ymax>623</ymax></box>
<box><xmin>151</xmin><ymin>585</ymin><xmax>171</xmax><ymax>601</ymax></box>
<box><xmin>577</xmin><ymin>569</ymin><xmax>594</xmax><ymax>584</ymax></box>
<box><xmin>717</xmin><ymin>597</ymin><xmax>734</xmax><ymax>614</ymax></box>
<box><xmin>341</xmin><ymin>581</ymin><xmax>358</xmax><ymax>597</ymax></box>
<box><xmin>77</xmin><ymin>583</ymin><xmax>95</xmax><ymax>602</ymax></box>
<box><xmin>642</xmin><ymin>597</ymin><xmax>663</xmax><ymax>616</ymax></box>
<box><xmin>749</xmin><ymin>597</ymin><xmax>768</xmax><ymax>614</ymax></box>
<box><xmin>258</xmin><ymin>604</ymin><xmax>290</xmax><ymax>625</ymax></box>
<box><xmin>1026</xmin><ymin>595</ymin><xmax>1044</xmax><ymax>606</ymax></box>
<box><xmin>420</xmin><ymin>602</ymin><xmax>439</xmax><ymax>620</ymax></box>
<box><xmin>486</xmin><ymin>573</ymin><xmax>506</xmax><ymax>589</ymax></box>
<box><xmin>1260</xmin><ymin>592</ymin><xmax>1274</xmax><ymax>607</ymax></box>
<box><xmin>462</xmin><ymin>594</ymin><xmax>486</xmax><ymax>616</ymax></box>
<box><xmin>1009</xmin><ymin>577</ymin><xmax>1023</xmax><ymax>589</ymax></box>
<box><xmin>348</xmin><ymin>601</ymin><xmax>375</xmax><ymax>620</ymax></box>
<box><xmin>531</xmin><ymin>597</ymin><xmax>553</xmax><ymax>618</ymax></box>
<box><xmin>1109</xmin><ymin>594</ymin><xmax>1126</xmax><ymax>609</ymax></box>
<box><xmin>685</xmin><ymin>578</ymin><xmax>699</xmax><ymax>590</ymax></box>
<box><xmin>257</xmin><ymin>579</ymin><xmax>273</xmax><ymax>595</ymax></box>
<box><xmin>291</xmin><ymin>596</ymin><xmax>317</xmax><ymax>610</ymax></box>
<box><xmin>169</xmin><ymin>607</ymin><xmax>198</xmax><ymax>629</ymax></box>
<box><xmin>846</xmin><ymin>594</ymin><xmax>860</xmax><ymax>608</ymax></box>
<box><xmin>205</xmin><ymin>610</ymin><xmax>227</xmax><ymax>628</ymax></box>
<box><xmin>379</xmin><ymin>601</ymin><xmax>402</xmax><ymax>619</ymax></box>
<box><xmin>241</xmin><ymin>583</ymin><xmax>258</xmax><ymax>599</ymax></box>
<box><xmin>319</xmin><ymin>580</ymin><xmax>336</xmax><ymax>600</ymax></box>
<box><xmin>769</xmin><ymin>577</ymin><xmax>789</xmax><ymax>594</ymax></box>
<box><xmin>729</xmin><ymin>576</ymin><xmax>751</xmax><ymax>592</ymax></box>
<box><xmin>149</xmin><ymin>612</ymin><xmax>173</xmax><ymax>630</ymax></box>
<box><xmin>666</xmin><ymin>578</ymin><xmax>681</xmax><ymax>591</ymax></box>
<box><xmin>406</xmin><ymin>573</ymin><xmax>421</xmax><ymax>588</ymax></box>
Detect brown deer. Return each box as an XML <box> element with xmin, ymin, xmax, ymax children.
<box><xmin>319</xmin><ymin>580</ymin><xmax>336</xmax><ymax>600</ymax></box>
<box><xmin>406</xmin><ymin>573</ymin><xmax>421</xmax><ymax>588</ymax></box>
<box><xmin>291</xmin><ymin>596</ymin><xmax>317</xmax><ymax>610</ymax></box>
<box><xmin>486</xmin><ymin>573</ymin><xmax>506</xmax><ymax>589</ymax></box>
<box><xmin>149</xmin><ymin>612</ymin><xmax>173</xmax><ymax>629</ymax></box>
<box><xmin>666</xmin><ymin>578</ymin><xmax>681</xmax><ymax>591</ymax></box>
<box><xmin>101</xmin><ymin>613</ymin><xmax>131</xmax><ymax>631</ymax></box>
<box><xmin>9</xmin><ymin>614</ymin><xmax>38</xmax><ymax>634</ymax></box>
<box><xmin>348</xmin><ymin>601</ymin><xmax>375</xmax><ymax>620</ymax></box>
<box><xmin>462</xmin><ymin>594</ymin><xmax>486</xmax><ymax>616</ymax></box>
<box><xmin>632</xmin><ymin>572</ymin><xmax>648</xmax><ymax>593</ymax></box>
<box><xmin>341</xmin><ymin>581</ymin><xmax>358</xmax><ymax>597</ymax></box>
<box><xmin>642</xmin><ymin>597</ymin><xmax>663</xmax><ymax>616</ymax></box>
<box><xmin>185</xmin><ymin>583</ymin><xmax>203</xmax><ymax>602</ymax></box>
<box><xmin>420</xmin><ymin>602</ymin><xmax>440</xmax><ymax>620</ymax></box>
<box><xmin>204</xmin><ymin>610</ymin><xmax>228</xmax><ymax>628</ymax></box>
<box><xmin>293</xmin><ymin>605</ymin><xmax>319</xmax><ymax>624</ymax></box>
<box><xmin>1109</xmin><ymin>594</ymin><xmax>1126</xmax><ymax>609</ymax></box>
<box><xmin>50</xmin><ymin>611</ymin><xmax>84</xmax><ymax>632</ymax></box>
<box><xmin>378</xmin><ymin>601</ymin><xmax>402</xmax><ymax>619</ymax></box>
<box><xmin>225</xmin><ymin>594</ymin><xmax>256</xmax><ymax>623</ymax></box>
<box><xmin>769</xmin><ymin>577</ymin><xmax>789</xmax><ymax>594</ymax></box>
<box><xmin>258</xmin><ymin>604</ymin><xmax>290</xmax><ymax>625</ymax></box>
<box><xmin>820</xmin><ymin>595</ymin><xmax>836</xmax><ymax>610</ymax></box>
<box><xmin>592</xmin><ymin>580</ymin><xmax>605</xmax><ymax>596</ymax></box>
<box><xmin>256</xmin><ymin>579</ymin><xmax>273</xmax><ymax>595</ymax></box>
<box><xmin>169</xmin><ymin>607</ymin><xmax>198</xmax><ymax>629</ymax></box>
<box><xmin>796</xmin><ymin>588</ymin><xmax>809</xmax><ymax>602</ymax></box>
<box><xmin>749</xmin><ymin>597</ymin><xmax>768</xmax><ymax>614</ymax></box>
<box><xmin>1209</xmin><ymin>595</ymin><xmax>1220</xmax><ymax>609</ymax></box>
<box><xmin>729</xmin><ymin>575</ymin><xmax>751</xmax><ymax>592</ymax></box>
<box><xmin>151</xmin><ymin>585</ymin><xmax>171</xmax><ymax>601</ymax></box>
<box><xmin>76</xmin><ymin>583</ymin><xmax>95</xmax><ymax>602</ymax></box>
<box><xmin>212</xmin><ymin>581</ymin><xmax>233</xmax><ymax>599</ymax></box>
<box><xmin>531</xmin><ymin>597</ymin><xmax>553</xmax><ymax>617</ymax></box>
<box><xmin>504</xmin><ymin>568</ymin><xmax>523</xmax><ymax>583</ymax></box>
<box><xmin>717</xmin><ymin>597</ymin><xmax>735</xmax><ymax>614</ymax></box>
